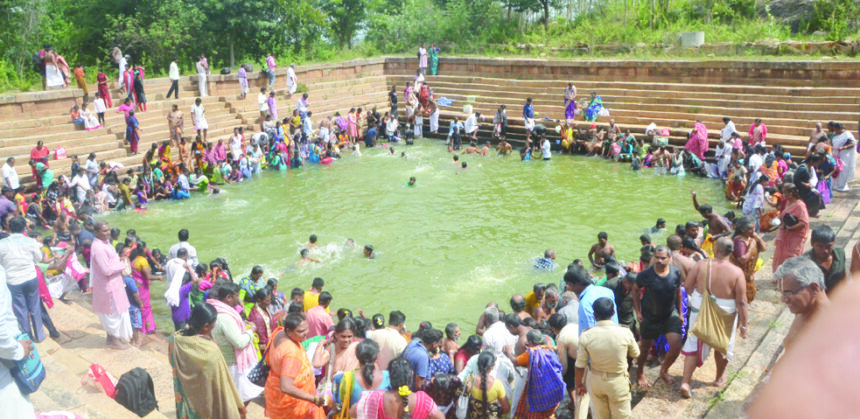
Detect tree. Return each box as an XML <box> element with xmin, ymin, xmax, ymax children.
<box><xmin>320</xmin><ymin>0</ymin><xmax>366</xmax><ymax>48</ymax></box>
<box><xmin>200</xmin><ymin>0</ymin><xmax>277</xmax><ymax>68</ymax></box>
<box><xmin>504</xmin><ymin>0</ymin><xmax>562</xmax><ymax>31</ymax></box>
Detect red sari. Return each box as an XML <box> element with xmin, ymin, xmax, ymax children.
<box><xmin>30</xmin><ymin>146</ymin><xmax>50</xmax><ymax>180</ymax></box>
<box><xmin>97</xmin><ymin>71</ymin><xmax>112</xmax><ymax>107</ymax></box>
<box><xmin>772</xmin><ymin>199</ymin><xmax>810</xmax><ymax>271</ymax></box>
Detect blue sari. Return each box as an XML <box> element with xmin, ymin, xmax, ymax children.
<box><xmin>585</xmin><ymin>96</ymin><xmax>603</xmax><ymax>122</ymax></box>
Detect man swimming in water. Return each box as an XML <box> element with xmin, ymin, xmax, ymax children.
<box><xmin>648</xmin><ymin>218</ymin><xmax>667</xmax><ymax>234</ymax></box>
<box><xmin>297</xmin><ymin>248</ymin><xmax>320</xmax><ymax>266</ymax></box>
<box><xmin>588</xmin><ymin>232</ymin><xmax>616</xmax><ymax>269</ymax></box>
<box><xmin>407</xmin><ymin>176</ymin><xmax>416</xmax><ymax>186</ymax></box>
<box><xmin>364</xmin><ymin>245</ymin><xmax>375</xmax><ymax>259</ymax></box>
<box><xmin>496</xmin><ymin>140</ymin><xmax>513</xmax><ymax>156</ymax></box>
<box><xmin>479</xmin><ymin>143</ymin><xmax>490</xmax><ymax>156</ymax></box>
<box><xmin>463</xmin><ymin>142</ymin><xmax>478</xmax><ymax>154</ymax></box>
<box><xmin>307</xmin><ymin>234</ymin><xmax>318</xmax><ymax>248</ymax></box>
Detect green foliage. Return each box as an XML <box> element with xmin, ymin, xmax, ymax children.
<box><xmin>319</xmin><ymin>0</ymin><xmax>366</xmax><ymax>48</ymax></box>
<box><xmin>808</xmin><ymin>0</ymin><xmax>860</xmax><ymax>40</ymax></box>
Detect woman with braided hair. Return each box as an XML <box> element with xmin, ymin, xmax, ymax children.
<box><xmin>332</xmin><ymin>339</ymin><xmax>391</xmax><ymax>418</ymax></box>
<box><xmin>465</xmin><ymin>351</ymin><xmax>509</xmax><ymax>418</ymax></box>
<box><xmin>351</xmin><ymin>357</ymin><xmax>444</xmax><ymax>419</ymax></box>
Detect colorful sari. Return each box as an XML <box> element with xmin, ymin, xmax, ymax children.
<box><xmin>429</xmin><ymin>48</ymin><xmax>439</xmax><ymax>75</ymax></box>
<box><xmin>97</xmin><ymin>71</ymin><xmax>112</xmax><ymax>107</ymax></box>
<box><xmin>354</xmin><ymin>390</ymin><xmax>437</xmax><ymax>419</ymax></box>
<box><xmin>585</xmin><ymin>96</ymin><xmax>602</xmax><ymax>122</ymax></box>
<box><xmin>515</xmin><ymin>345</ymin><xmax>565</xmax><ymax>418</ymax></box>
<box><xmin>772</xmin><ymin>200</ymin><xmax>810</xmax><ymax>272</ymax></box>
<box><xmin>563</xmin><ymin>87</ymin><xmax>576</xmax><ymax>120</ymax></box>
<box><xmin>169</xmin><ymin>333</ymin><xmax>244</xmax><ymax>419</ymax></box>
<box><xmin>265</xmin><ymin>333</ymin><xmax>325</xmax><ymax>419</ymax></box>
<box><xmin>685</xmin><ymin>122</ymin><xmax>709</xmax><ymax>160</ymax></box>
<box><xmin>732</xmin><ymin>235</ymin><xmax>760</xmax><ymax>302</ymax></box>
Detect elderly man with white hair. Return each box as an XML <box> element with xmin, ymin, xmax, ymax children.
<box><xmin>775</xmin><ymin>255</ymin><xmax>830</xmax><ymax>350</ymax></box>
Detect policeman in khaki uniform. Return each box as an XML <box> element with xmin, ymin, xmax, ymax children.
<box><xmin>574</xmin><ymin>297</ymin><xmax>640</xmax><ymax>419</ymax></box>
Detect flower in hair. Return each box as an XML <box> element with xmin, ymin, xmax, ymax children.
<box><xmin>398</xmin><ymin>385</ymin><xmax>411</xmax><ymax>397</ymax></box>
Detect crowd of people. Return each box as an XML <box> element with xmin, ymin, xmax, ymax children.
<box><xmin>2</xmin><ymin>47</ymin><xmax>859</xmax><ymax>419</ymax></box>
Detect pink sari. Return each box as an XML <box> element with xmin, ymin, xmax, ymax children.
<box><xmin>347</xmin><ymin>113</ymin><xmax>359</xmax><ymax>139</ymax></box>
<box><xmin>355</xmin><ymin>390</ymin><xmax>437</xmax><ymax>419</ymax></box>
<box><xmin>685</xmin><ymin>122</ymin><xmax>709</xmax><ymax>160</ymax></box>
<box><xmin>206</xmin><ymin>298</ymin><xmax>257</xmax><ymax>372</ymax></box>
<box><xmin>772</xmin><ymin>200</ymin><xmax>810</xmax><ymax>271</ymax></box>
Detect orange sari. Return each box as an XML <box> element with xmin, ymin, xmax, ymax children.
<box><xmin>265</xmin><ymin>333</ymin><xmax>325</xmax><ymax>419</ymax></box>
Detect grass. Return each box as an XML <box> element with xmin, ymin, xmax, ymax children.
<box><xmin>707</xmin><ymin>369</ymin><xmax>747</xmax><ymax>410</ymax></box>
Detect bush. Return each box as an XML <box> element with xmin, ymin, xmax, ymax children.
<box><xmin>808</xmin><ymin>0</ymin><xmax>860</xmax><ymax>40</ymax></box>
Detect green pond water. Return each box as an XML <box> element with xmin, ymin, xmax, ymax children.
<box><xmin>100</xmin><ymin>140</ymin><xmax>729</xmax><ymax>335</ymax></box>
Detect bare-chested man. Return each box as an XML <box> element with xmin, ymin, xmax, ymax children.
<box><xmin>475</xmin><ymin>302</ymin><xmax>499</xmax><ymax>335</ymax></box>
<box><xmin>588</xmin><ymin>232</ymin><xmax>615</xmax><ymax>269</ymax></box>
<box><xmin>479</xmin><ymin>143</ymin><xmax>490</xmax><ymax>156</ymax></box>
<box><xmin>691</xmin><ymin>189</ymin><xmax>732</xmax><ymax>249</ymax></box>
<box><xmin>496</xmin><ymin>140</ymin><xmax>513</xmax><ymax>156</ymax></box>
<box><xmin>680</xmin><ymin>237</ymin><xmax>749</xmax><ymax>398</ymax></box>
<box><xmin>534</xmin><ymin>288</ymin><xmax>559</xmax><ymax>323</ymax></box>
<box><xmin>510</xmin><ymin>294</ymin><xmax>532</xmax><ymax>321</ymax></box>
<box><xmin>550</xmin><ymin>312</ymin><xmax>580</xmax><ymax>412</ymax></box>
<box><xmin>667</xmin><ymin>235</ymin><xmax>695</xmax><ymax>282</ymax></box>
<box><xmin>774</xmin><ymin>256</ymin><xmax>830</xmax><ymax>351</ymax></box>
<box><xmin>463</xmin><ymin>142</ymin><xmax>478</xmax><ymax>154</ymax></box>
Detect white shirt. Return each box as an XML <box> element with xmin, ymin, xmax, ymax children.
<box><xmin>482</xmin><ymin>321</ymin><xmax>516</xmax><ymax>355</ymax></box>
<box><xmin>168</xmin><ymin>241</ymin><xmax>199</xmax><ymax>267</ymax></box>
<box><xmin>541</xmin><ymin>139</ymin><xmax>552</xmax><ymax>159</ymax></box>
<box><xmin>748</xmin><ymin>153</ymin><xmax>763</xmax><ymax>174</ymax></box>
<box><xmin>0</xmin><ymin>265</ymin><xmax>30</xmax><ymax>411</ymax></box>
<box><xmin>286</xmin><ymin>67</ymin><xmax>297</xmax><ymax>85</ymax></box>
<box><xmin>93</xmin><ymin>98</ymin><xmax>106</xmax><ymax>114</ymax></box>
<box><xmin>464</xmin><ymin>115</ymin><xmax>478</xmax><ymax>134</ymax></box>
<box><xmin>721</xmin><ymin>121</ymin><xmax>736</xmax><ymax>141</ymax></box>
<box><xmin>196</xmin><ymin>61</ymin><xmax>206</xmax><ymax>75</ymax></box>
<box><xmin>85</xmin><ymin>159</ymin><xmax>99</xmax><ymax>184</ymax></box>
<box><xmin>191</xmin><ymin>104</ymin><xmax>205</xmax><ymax>123</ymax></box>
<box><xmin>0</xmin><ymin>234</ymin><xmax>42</xmax><ymax>286</ymax></box>
<box><xmin>169</xmin><ymin>61</ymin><xmax>179</xmax><ymax>80</ymax></box>
<box><xmin>258</xmin><ymin>93</ymin><xmax>268</xmax><ymax>112</ymax></box>
<box><xmin>1</xmin><ymin>163</ymin><xmax>19</xmax><ymax>190</ymax></box>
<box><xmin>296</xmin><ymin>99</ymin><xmax>308</xmax><ymax>114</ymax></box>
<box><xmin>230</xmin><ymin>137</ymin><xmax>243</xmax><ymax>159</ymax></box>
<box><xmin>368</xmin><ymin>327</ymin><xmax>407</xmax><ymax>371</ymax></box>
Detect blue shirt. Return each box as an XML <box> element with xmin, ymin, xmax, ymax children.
<box><xmin>577</xmin><ymin>285</ymin><xmax>618</xmax><ymax>335</ymax></box>
<box><xmin>532</xmin><ymin>257</ymin><xmax>557</xmax><ymax>271</ymax></box>
<box><xmin>402</xmin><ymin>338</ymin><xmax>429</xmax><ymax>389</ymax></box>
<box><xmin>302</xmin><ymin>118</ymin><xmax>313</xmax><ymax>136</ymax></box>
<box><xmin>523</xmin><ymin>104</ymin><xmax>534</xmax><ymax>119</ymax></box>
<box><xmin>123</xmin><ymin>276</ymin><xmax>140</xmax><ymax>308</ymax></box>
<box><xmin>365</xmin><ymin>127</ymin><xmax>378</xmax><ymax>146</ymax></box>
<box><xmin>448</xmin><ymin>121</ymin><xmax>463</xmax><ymax>138</ymax></box>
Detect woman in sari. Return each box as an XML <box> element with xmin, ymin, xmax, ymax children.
<box><xmin>30</xmin><ymin>141</ymin><xmax>50</xmax><ymax>180</ymax></box>
<box><xmin>247</xmin><ymin>289</ymin><xmax>273</xmax><ymax>351</ymax></box>
<box><xmin>563</xmin><ymin>82</ymin><xmax>577</xmax><ymax>121</ymax></box>
<box><xmin>584</xmin><ymin>91</ymin><xmax>602</xmax><ymax>122</ymax></box>
<box><xmin>332</xmin><ymin>339</ymin><xmax>391</xmax><ymax>419</ymax></box>
<box><xmin>170</xmin><ymin>303</ymin><xmax>246</xmax><ymax>419</ymax></box>
<box><xmin>265</xmin><ymin>312</ymin><xmax>326</xmax><ymax>419</ymax></box>
<box><xmin>507</xmin><ymin>330</ymin><xmax>565</xmax><ymax>419</ymax></box>
<box><xmin>133</xmin><ymin>67</ymin><xmax>147</xmax><ymax>111</ymax></box>
<box><xmin>466</xmin><ymin>351</ymin><xmax>509</xmax><ymax>419</ymax></box>
<box><xmin>97</xmin><ymin>69</ymin><xmax>112</xmax><ymax>107</ymax></box>
<box><xmin>831</xmin><ymin>122</ymin><xmax>857</xmax><ymax>192</ymax></box>
<box><xmin>351</xmin><ymin>357</ymin><xmax>444</xmax><ymax>419</ymax></box>
<box><xmin>760</xmin><ymin>156</ymin><xmax>779</xmax><ymax>187</ymax></box>
<box><xmin>347</xmin><ymin>108</ymin><xmax>359</xmax><ymax>142</ymax></box>
<box><xmin>428</xmin><ymin>45</ymin><xmax>439</xmax><ymax>75</ymax></box>
<box><xmin>419</xmin><ymin>83</ymin><xmax>430</xmax><ymax>109</ymax></box>
<box><xmin>192</xmin><ymin>137</ymin><xmax>206</xmax><ymax>170</ymax></box>
<box><xmin>130</xmin><ymin>243</ymin><xmax>164</xmax><ymax>334</ymax></box>
<box><xmin>772</xmin><ymin>183</ymin><xmax>810</xmax><ymax>272</ymax></box>
<box><xmin>684</xmin><ymin>121</ymin><xmax>709</xmax><ymax>161</ymax></box>
<box><xmin>731</xmin><ymin>216</ymin><xmax>767</xmax><ymax>302</ymax></box>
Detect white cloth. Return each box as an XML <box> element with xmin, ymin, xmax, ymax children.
<box><xmin>414</xmin><ymin>115</ymin><xmax>423</xmax><ymax>138</ymax></box>
<box><xmin>748</xmin><ymin>153</ymin><xmax>763</xmax><ymax>174</ymax></box>
<box><xmin>196</xmin><ymin>61</ymin><xmax>208</xmax><ymax>97</ymax></box>
<box><xmin>163</xmin><ymin>259</ymin><xmax>187</xmax><ymax>307</ymax></box>
<box><xmin>457</xmin><ymin>352</ymin><xmax>517</xmax><ymax>408</ymax></box>
<box><xmin>541</xmin><ymin>139</ymin><xmax>552</xmax><ymax>159</ymax></box>
<box><xmin>482</xmin><ymin>321</ymin><xmax>516</xmax><ymax>356</ymax></box>
<box><xmin>429</xmin><ymin>110</ymin><xmax>439</xmax><ymax>133</ymax></box>
<box><xmin>286</xmin><ymin>67</ymin><xmax>297</xmax><ymax>94</ymax></box>
<box><xmin>191</xmin><ymin>104</ymin><xmax>208</xmax><ymax>130</ymax></box>
<box><xmin>0</xmin><ymin>234</ymin><xmax>41</xmax><ymax>286</ymax></box>
<box><xmin>464</xmin><ymin>114</ymin><xmax>478</xmax><ymax>134</ymax></box>
<box><xmin>258</xmin><ymin>93</ymin><xmax>268</xmax><ymax>113</ymax></box>
<box><xmin>721</xmin><ymin>121</ymin><xmax>737</xmax><ymax>141</ymax></box>
<box><xmin>93</xmin><ymin>98</ymin><xmax>106</xmax><ymax>114</ymax></box>
<box><xmin>368</xmin><ymin>327</ymin><xmax>407</xmax><ymax>371</ymax></box>
<box><xmin>69</xmin><ymin>174</ymin><xmax>91</xmax><ymax>203</ymax></box>
<box><xmin>1</xmin><ymin>163</ymin><xmax>19</xmax><ymax>190</ymax></box>
<box><xmin>296</xmin><ymin>99</ymin><xmax>308</xmax><ymax>115</ymax></box>
<box><xmin>96</xmin><ymin>309</ymin><xmax>133</xmax><ymax>340</ymax></box>
<box><xmin>230</xmin><ymin>137</ymin><xmax>243</xmax><ymax>159</ymax></box>
<box><xmin>833</xmin><ymin>131</ymin><xmax>857</xmax><ymax>191</ymax></box>
<box><xmin>169</xmin><ymin>62</ymin><xmax>179</xmax><ymax>81</ymax></box>
<box><xmin>0</xmin><ymin>266</ymin><xmax>35</xmax><ymax>419</ymax></box>
<box><xmin>45</xmin><ymin>65</ymin><xmax>64</xmax><ymax>89</ymax></box>
<box><xmin>683</xmin><ymin>290</ymin><xmax>738</xmax><ymax>361</ymax></box>
<box><xmin>168</xmin><ymin>241</ymin><xmax>199</xmax><ymax>267</ymax></box>
<box><xmin>227</xmin><ymin>363</ymin><xmax>263</xmax><ymax>402</ymax></box>
<box><xmin>524</xmin><ymin>117</ymin><xmax>535</xmax><ymax>131</ymax></box>
<box><xmin>717</xmin><ymin>143</ymin><xmax>732</xmax><ymax>176</ymax></box>
<box><xmin>82</xmin><ymin>109</ymin><xmax>100</xmax><ymax>129</ymax></box>
<box><xmin>742</xmin><ymin>184</ymin><xmax>765</xmax><ymax>217</ymax></box>
<box><xmin>118</xmin><ymin>57</ymin><xmax>127</xmax><ymax>83</ymax></box>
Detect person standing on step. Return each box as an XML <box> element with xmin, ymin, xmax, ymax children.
<box><xmin>0</xmin><ymin>264</ymin><xmax>37</xmax><ymax>418</ymax></box>
<box><xmin>126</xmin><ymin>109</ymin><xmax>142</xmax><ymax>155</ymax></box>
<box><xmin>191</xmin><ymin>97</ymin><xmax>208</xmax><ymax>142</ymax></box>
<box><xmin>96</xmin><ymin>68</ymin><xmax>112</xmax><ymax>107</ymax></box>
<box><xmin>388</xmin><ymin>85</ymin><xmax>398</xmax><ymax>119</ymax></box>
<box><xmin>237</xmin><ymin>64</ymin><xmax>248</xmax><ymax>99</ymax></box>
<box><xmin>168</xmin><ymin>104</ymin><xmax>184</xmax><ymax>146</ymax></box>
<box><xmin>831</xmin><ymin>122</ymin><xmax>856</xmax><ymax>192</ymax></box>
<box><xmin>91</xmin><ymin>221</ymin><xmax>133</xmax><ymax>349</ymax></box>
<box><xmin>428</xmin><ymin>43</ymin><xmax>439</xmax><ymax>75</ymax></box>
<box><xmin>167</xmin><ymin>56</ymin><xmax>180</xmax><ymax>99</ymax></box>
<box><xmin>523</xmin><ymin>97</ymin><xmax>535</xmax><ymax>143</ymax></box>
<box><xmin>74</xmin><ymin>64</ymin><xmax>89</xmax><ymax>104</ymax></box>
<box><xmin>564</xmin><ymin>82</ymin><xmax>577</xmax><ymax>121</ymax></box>
<box><xmin>418</xmin><ymin>43</ymin><xmax>428</xmax><ymax>74</ymax></box>
<box><xmin>679</xmin><ymin>237</ymin><xmax>748</xmax><ymax>399</ymax></box>
<box><xmin>0</xmin><ymin>217</ymin><xmax>48</xmax><ymax>343</ymax></box>
<box><xmin>196</xmin><ymin>54</ymin><xmax>208</xmax><ymax>97</ymax></box>
<box><xmin>266</xmin><ymin>54</ymin><xmax>277</xmax><ymax>90</ymax></box>
<box><xmin>297</xmin><ymin>92</ymin><xmax>310</xmax><ymax>120</ymax></box>
<box><xmin>633</xmin><ymin>245</ymin><xmax>684</xmax><ymax>388</ymax></box>
<box><xmin>268</xmin><ymin>91</ymin><xmax>278</xmax><ymax>122</ymax></box>
<box><xmin>286</xmin><ymin>63</ymin><xmax>298</xmax><ymax>96</ymax></box>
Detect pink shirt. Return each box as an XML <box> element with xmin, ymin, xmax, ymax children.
<box><xmin>306</xmin><ymin>305</ymin><xmax>333</xmax><ymax>338</ymax></box>
<box><xmin>266</xmin><ymin>55</ymin><xmax>277</xmax><ymax>72</ymax></box>
<box><xmin>117</xmin><ymin>103</ymin><xmax>134</xmax><ymax>118</ymax></box>
<box><xmin>90</xmin><ymin>238</ymin><xmax>130</xmax><ymax>315</ymax></box>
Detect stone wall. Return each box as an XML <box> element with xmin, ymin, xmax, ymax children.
<box><xmin>384</xmin><ymin>56</ymin><xmax>860</xmax><ymax>87</ymax></box>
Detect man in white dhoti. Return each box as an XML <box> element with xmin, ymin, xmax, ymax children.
<box><xmin>44</xmin><ymin>49</ymin><xmax>64</xmax><ymax>90</ymax></box>
<box><xmin>680</xmin><ymin>237</ymin><xmax>749</xmax><ymax>398</ymax></box>
<box><xmin>286</xmin><ymin>63</ymin><xmax>298</xmax><ymax>95</ymax></box>
<box><xmin>0</xmin><ymin>266</ymin><xmax>36</xmax><ymax>418</ymax></box>
<box><xmin>196</xmin><ymin>55</ymin><xmax>208</xmax><ymax>97</ymax></box>
<box><xmin>90</xmin><ymin>221</ymin><xmax>133</xmax><ymax>350</ymax></box>
<box><xmin>831</xmin><ymin>122</ymin><xmax>856</xmax><ymax>192</ymax></box>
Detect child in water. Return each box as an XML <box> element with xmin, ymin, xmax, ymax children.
<box><xmin>406</xmin><ymin>176</ymin><xmax>416</xmax><ymax>186</ymax></box>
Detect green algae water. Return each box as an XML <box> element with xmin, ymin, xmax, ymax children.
<box><xmin>100</xmin><ymin>140</ymin><xmax>729</xmax><ymax>335</ymax></box>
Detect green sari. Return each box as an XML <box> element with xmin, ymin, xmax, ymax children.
<box><xmin>169</xmin><ymin>332</ymin><xmax>243</xmax><ymax>419</ymax></box>
<box><xmin>429</xmin><ymin>48</ymin><xmax>439</xmax><ymax>75</ymax></box>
